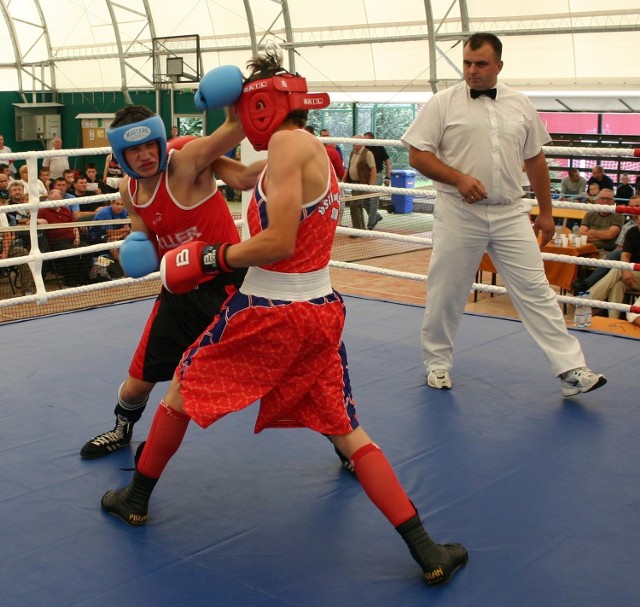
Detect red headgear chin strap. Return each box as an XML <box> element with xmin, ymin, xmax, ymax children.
<box><xmin>234</xmin><ymin>72</ymin><xmax>330</xmax><ymax>151</ymax></box>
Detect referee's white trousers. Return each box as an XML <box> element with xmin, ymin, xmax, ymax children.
<box><xmin>421</xmin><ymin>193</ymin><xmax>585</xmax><ymax>377</ymax></box>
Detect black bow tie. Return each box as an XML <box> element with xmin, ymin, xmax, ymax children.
<box><xmin>470</xmin><ymin>88</ymin><xmax>497</xmax><ymax>100</ymax></box>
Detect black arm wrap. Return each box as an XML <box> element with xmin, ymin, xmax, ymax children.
<box><xmin>201</xmin><ymin>242</ymin><xmax>233</xmax><ymax>273</ymax></box>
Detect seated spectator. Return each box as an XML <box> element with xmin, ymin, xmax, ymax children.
<box><xmin>559</xmin><ymin>168</ymin><xmax>587</xmax><ymax>201</ymax></box>
<box><xmin>38</xmin><ymin>190</ymin><xmax>91</xmax><ymax>287</ymax></box>
<box><xmin>574</xmin><ymin>195</ymin><xmax>640</xmax><ymax>293</ymax></box>
<box><xmin>578</xmin><ymin>189</ymin><xmax>624</xmax><ymax>254</ymax></box>
<box><xmin>589</xmin><ymin>210</ymin><xmax>640</xmax><ymax>318</ymax></box>
<box><xmin>7</xmin><ymin>181</ymin><xmax>33</xmax><ymax>231</ymax></box>
<box><xmin>0</xmin><ymin>163</ymin><xmax>11</xmax><ymax>177</ymax></box>
<box><xmin>63</xmin><ymin>169</ymin><xmax>76</xmax><ymax>194</ymax></box>
<box><xmin>0</xmin><ymin>172</ymin><xmax>9</xmax><ymax>202</ymax></box>
<box><xmin>18</xmin><ymin>164</ymin><xmax>48</xmax><ymax>201</ymax></box>
<box><xmin>587</xmin><ymin>165</ymin><xmax>615</xmax><ymax>192</ymax></box>
<box><xmin>86</xmin><ymin>198</ymin><xmax>130</xmax><ymax>278</ymax></box>
<box><xmin>615</xmin><ymin>173</ymin><xmax>635</xmax><ymax>204</ymax></box>
<box><xmin>72</xmin><ymin>173</ymin><xmax>107</xmax><ymax>220</ymax></box>
<box><xmin>38</xmin><ymin>167</ymin><xmax>52</xmax><ymax>193</ymax></box>
<box><xmin>84</xmin><ymin>162</ymin><xmax>111</xmax><ymax>194</ymax></box>
<box><xmin>0</xmin><ymin>205</ymin><xmax>36</xmax><ymax>295</ymax></box>
<box><xmin>585</xmin><ymin>182</ymin><xmax>600</xmax><ymax>204</ymax></box>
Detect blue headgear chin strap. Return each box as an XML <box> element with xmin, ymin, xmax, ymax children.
<box><xmin>106</xmin><ymin>114</ymin><xmax>168</xmax><ymax>179</ymax></box>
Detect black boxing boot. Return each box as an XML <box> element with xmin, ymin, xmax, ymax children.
<box><xmin>101</xmin><ymin>470</ymin><xmax>158</xmax><ymax>526</ymax></box>
<box><xmin>396</xmin><ymin>513</ymin><xmax>468</xmax><ymax>586</ymax></box>
<box><xmin>80</xmin><ymin>386</ymin><xmax>148</xmax><ymax>459</ymax></box>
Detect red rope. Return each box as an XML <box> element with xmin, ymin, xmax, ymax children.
<box><xmin>615</xmin><ymin>205</ymin><xmax>640</xmax><ymax>216</ymax></box>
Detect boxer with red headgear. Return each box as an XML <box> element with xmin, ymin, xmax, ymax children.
<box><xmin>234</xmin><ymin>47</ymin><xmax>330</xmax><ymax>151</ymax></box>
<box><xmin>102</xmin><ymin>46</ymin><xmax>468</xmax><ymax>588</ymax></box>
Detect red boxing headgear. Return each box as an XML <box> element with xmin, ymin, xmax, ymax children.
<box><xmin>234</xmin><ymin>72</ymin><xmax>330</xmax><ymax>151</ymax></box>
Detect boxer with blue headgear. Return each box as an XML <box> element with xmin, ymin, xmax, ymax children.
<box><xmin>107</xmin><ymin>106</ymin><xmax>168</xmax><ymax>179</ymax></box>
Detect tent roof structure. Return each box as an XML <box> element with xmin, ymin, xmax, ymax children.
<box><xmin>1</xmin><ymin>0</ymin><xmax>639</xmax><ymax>111</ymax></box>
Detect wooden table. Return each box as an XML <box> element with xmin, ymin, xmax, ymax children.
<box><xmin>477</xmin><ymin>241</ymin><xmax>600</xmax><ymax>295</ymax></box>
<box><xmin>529</xmin><ymin>205</ymin><xmax>586</xmax><ymax>227</ymax></box>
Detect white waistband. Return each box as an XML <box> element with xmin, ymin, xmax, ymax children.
<box><xmin>240</xmin><ymin>266</ymin><xmax>332</xmax><ymax>301</ymax></box>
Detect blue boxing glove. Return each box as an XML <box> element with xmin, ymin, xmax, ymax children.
<box><xmin>119</xmin><ymin>232</ymin><xmax>160</xmax><ymax>278</ymax></box>
<box><xmin>194</xmin><ymin>65</ymin><xmax>244</xmax><ymax>111</ymax></box>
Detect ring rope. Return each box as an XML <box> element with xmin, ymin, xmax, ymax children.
<box><xmin>321</xmin><ymin>137</ymin><xmax>640</xmax><ymax>160</ymax></box>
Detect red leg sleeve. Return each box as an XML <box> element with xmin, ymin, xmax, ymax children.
<box><xmin>351</xmin><ymin>442</ymin><xmax>417</xmax><ymax>527</ymax></box>
<box><xmin>137</xmin><ymin>400</ymin><xmax>190</xmax><ymax>479</ymax></box>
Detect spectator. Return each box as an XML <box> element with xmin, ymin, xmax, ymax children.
<box><xmin>573</xmin><ymin>194</ymin><xmax>640</xmax><ymax>293</ymax></box>
<box><xmin>73</xmin><ymin>173</ymin><xmax>107</xmax><ymax>220</ymax></box>
<box><xmin>320</xmin><ymin>128</ymin><xmax>343</xmax><ymax>161</ymax></box>
<box><xmin>52</xmin><ymin>175</ymin><xmax>80</xmax><ymax>218</ymax></box>
<box><xmin>86</xmin><ymin>197</ymin><xmax>130</xmax><ymax>278</ymax></box>
<box><xmin>0</xmin><ymin>134</ymin><xmax>16</xmax><ymax>176</ymax></box>
<box><xmin>578</xmin><ymin>188</ymin><xmax>624</xmax><ymax>254</ymax></box>
<box><xmin>0</xmin><ymin>172</ymin><xmax>9</xmax><ymax>202</ymax></box>
<box><xmin>615</xmin><ymin>173</ymin><xmax>634</xmax><ymax>203</ymax></box>
<box><xmin>103</xmin><ymin>152</ymin><xmax>125</xmax><ymax>192</ymax></box>
<box><xmin>0</xmin><ymin>163</ymin><xmax>11</xmax><ymax>177</ymax></box>
<box><xmin>587</xmin><ymin>165</ymin><xmax>615</xmax><ymax>192</ymax></box>
<box><xmin>311</xmin><ymin>128</ymin><xmax>344</xmax><ymax>181</ymax></box>
<box><xmin>37</xmin><ymin>189</ymin><xmax>90</xmax><ymax>287</ymax></box>
<box><xmin>363</xmin><ymin>131</ymin><xmax>391</xmax><ymax>230</ymax></box>
<box><xmin>7</xmin><ymin>181</ymin><xmax>30</xmax><ymax>228</ymax></box>
<box><xmin>589</xmin><ymin>209</ymin><xmax>640</xmax><ymax>318</ymax></box>
<box><xmin>63</xmin><ymin>169</ymin><xmax>76</xmax><ymax>194</ymax></box>
<box><xmin>170</xmin><ymin>126</ymin><xmax>179</xmax><ymax>138</ymax></box>
<box><xmin>559</xmin><ymin>168</ymin><xmax>587</xmax><ymax>201</ymax></box>
<box><xmin>0</xmin><ymin>204</ymin><xmax>36</xmax><ymax>295</ymax></box>
<box><xmin>42</xmin><ymin>136</ymin><xmax>70</xmax><ymax>179</ymax></box>
<box><xmin>343</xmin><ymin>135</ymin><xmax>376</xmax><ymax>232</ymax></box>
<box><xmin>18</xmin><ymin>164</ymin><xmax>48</xmax><ymax>201</ymax></box>
<box><xmin>84</xmin><ymin>162</ymin><xmax>110</xmax><ymax>194</ymax></box>
<box><xmin>38</xmin><ymin>167</ymin><xmax>52</xmax><ymax>193</ymax></box>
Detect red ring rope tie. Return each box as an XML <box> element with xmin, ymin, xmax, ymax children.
<box><xmin>614</xmin><ymin>206</ymin><xmax>640</xmax><ymax>216</ymax></box>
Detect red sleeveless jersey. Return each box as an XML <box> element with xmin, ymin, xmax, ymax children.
<box><xmin>246</xmin><ymin>157</ymin><xmax>342</xmax><ymax>273</ymax></box>
<box><xmin>128</xmin><ymin>151</ymin><xmax>240</xmax><ymax>257</ymax></box>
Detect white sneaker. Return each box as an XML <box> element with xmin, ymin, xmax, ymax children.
<box><xmin>427</xmin><ymin>369</ymin><xmax>452</xmax><ymax>390</ymax></box>
<box><xmin>559</xmin><ymin>367</ymin><xmax>607</xmax><ymax>397</ymax></box>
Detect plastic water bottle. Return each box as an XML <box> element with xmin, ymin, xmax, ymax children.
<box><xmin>583</xmin><ymin>291</ymin><xmax>592</xmax><ymax>327</ymax></box>
<box><xmin>554</xmin><ymin>225</ymin><xmax>562</xmax><ymax>246</ymax></box>
<box><xmin>573</xmin><ymin>292</ymin><xmax>589</xmax><ymax>328</ymax></box>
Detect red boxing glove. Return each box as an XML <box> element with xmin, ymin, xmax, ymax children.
<box><xmin>160</xmin><ymin>241</ymin><xmax>233</xmax><ymax>294</ymax></box>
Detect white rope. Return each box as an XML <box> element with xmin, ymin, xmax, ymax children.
<box><xmin>328</xmin><ymin>259</ymin><xmax>638</xmax><ymax>316</ymax></box>
<box><xmin>321</xmin><ymin>137</ymin><xmax>640</xmax><ymax>159</ymax></box>
<box><xmin>0</xmin><ymin>147</ymin><xmax>112</xmax><ymax>161</ymax></box>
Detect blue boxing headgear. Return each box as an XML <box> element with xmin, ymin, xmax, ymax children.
<box><xmin>107</xmin><ymin>114</ymin><xmax>168</xmax><ymax>179</ymax></box>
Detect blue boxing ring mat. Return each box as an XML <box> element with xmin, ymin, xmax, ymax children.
<box><xmin>0</xmin><ymin>295</ymin><xmax>638</xmax><ymax>606</ymax></box>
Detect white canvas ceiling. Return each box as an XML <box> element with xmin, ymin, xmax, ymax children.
<box><xmin>0</xmin><ymin>0</ymin><xmax>639</xmax><ymax>110</ymax></box>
